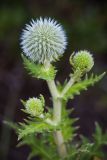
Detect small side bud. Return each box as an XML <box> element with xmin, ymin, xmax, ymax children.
<box><xmin>25</xmin><ymin>95</ymin><xmax>45</xmax><ymax>117</ymax></box>
<box><xmin>70</xmin><ymin>50</ymin><xmax>94</xmax><ymax>74</ymax></box>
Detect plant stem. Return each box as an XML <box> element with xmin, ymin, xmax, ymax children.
<box><xmin>47</xmin><ymin>80</ymin><xmax>67</xmax><ymax>158</ymax></box>
<box><xmin>47</xmin><ymin>80</ymin><xmax>59</xmax><ymax>98</ymax></box>
<box><xmin>54</xmin><ymin>131</ymin><xmax>67</xmax><ymax>158</ymax></box>
<box><xmin>53</xmin><ymin>97</ymin><xmax>62</xmax><ymax>123</ymax></box>
<box><xmin>61</xmin><ymin>76</ymin><xmax>75</xmax><ymax>96</ymax></box>
<box><xmin>61</xmin><ymin>71</ymin><xmax>82</xmax><ymax>98</ymax></box>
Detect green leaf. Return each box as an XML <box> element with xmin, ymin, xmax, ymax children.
<box><xmin>76</xmin><ymin>123</ymin><xmax>107</xmax><ymax>159</ymax></box>
<box><xmin>18</xmin><ymin>133</ymin><xmax>59</xmax><ymax>160</ymax></box>
<box><xmin>18</xmin><ymin>118</ymin><xmax>58</xmax><ymax>140</ymax></box>
<box><xmin>3</xmin><ymin>120</ymin><xmax>19</xmax><ymax>133</ymax></box>
<box><xmin>93</xmin><ymin>122</ymin><xmax>107</xmax><ymax>146</ymax></box>
<box><xmin>63</xmin><ymin>72</ymin><xmax>105</xmax><ymax>100</ymax></box>
<box><xmin>22</xmin><ymin>55</ymin><xmax>57</xmax><ymax>80</ymax></box>
<box><xmin>60</xmin><ymin>100</ymin><xmax>79</xmax><ymax>143</ymax></box>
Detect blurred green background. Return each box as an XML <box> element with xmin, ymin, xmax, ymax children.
<box><xmin>0</xmin><ymin>0</ymin><xmax>107</xmax><ymax>159</ymax></box>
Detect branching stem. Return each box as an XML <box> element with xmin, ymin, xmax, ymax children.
<box><xmin>61</xmin><ymin>77</ymin><xmax>75</xmax><ymax>96</ymax></box>
<box><xmin>47</xmin><ymin>80</ymin><xmax>67</xmax><ymax>158</ymax></box>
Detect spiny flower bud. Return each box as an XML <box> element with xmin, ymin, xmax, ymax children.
<box><xmin>25</xmin><ymin>95</ymin><xmax>44</xmax><ymax>117</ymax></box>
<box><xmin>70</xmin><ymin>50</ymin><xmax>94</xmax><ymax>74</ymax></box>
<box><xmin>21</xmin><ymin>17</ymin><xmax>67</xmax><ymax>64</ymax></box>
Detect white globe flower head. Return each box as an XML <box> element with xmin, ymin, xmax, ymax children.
<box><xmin>21</xmin><ymin>17</ymin><xmax>67</xmax><ymax>64</ymax></box>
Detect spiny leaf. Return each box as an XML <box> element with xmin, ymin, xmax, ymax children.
<box><xmin>76</xmin><ymin>123</ymin><xmax>107</xmax><ymax>159</ymax></box>
<box><xmin>61</xmin><ymin>104</ymin><xmax>79</xmax><ymax>142</ymax></box>
<box><xmin>18</xmin><ymin>134</ymin><xmax>59</xmax><ymax>160</ymax></box>
<box><xmin>63</xmin><ymin>72</ymin><xmax>105</xmax><ymax>100</ymax></box>
<box><xmin>18</xmin><ymin>119</ymin><xmax>58</xmax><ymax>140</ymax></box>
<box><xmin>93</xmin><ymin>122</ymin><xmax>107</xmax><ymax>145</ymax></box>
<box><xmin>93</xmin><ymin>122</ymin><xmax>102</xmax><ymax>144</ymax></box>
<box><xmin>3</xmin><ymin>120</ymin><xmax>19</xmax><ymax>133</ymax></box>
<box><xmin>22</xmin><ymin>55</ymin><xmax>57</xmax><ymax>80</ymax></box>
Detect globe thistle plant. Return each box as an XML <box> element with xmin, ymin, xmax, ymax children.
<box><xmin>21</xmin><ymin>18</ymin><xmax>67</xmax><ymax>64</ymax></box>
<box><xmin>8</xmin><ymin>17</ymin><xmax>106</xmax><ymax>160</ymax></box>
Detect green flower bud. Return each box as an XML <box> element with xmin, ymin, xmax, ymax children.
<box><xmin>70</xmin><ymin>50</ymin><xmax>94</xmax><ymax>74</ymax></box>
<box><xmin>25</xmin><ymin>95</ymin><xmax>44</xmax><ymax>117</ymax></box>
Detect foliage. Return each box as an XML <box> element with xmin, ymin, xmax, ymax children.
<box><xmin>16</xmin><ymin>55</ymin><xmax>106</xmax><ymax>159</ymax></box>
<box><xmin>61</xmin><ymin>106</ymin><xmax>78</xmax><ymax>143</ymax></box>
<box><xmin>10</xmin><ymin>51</ymin><xmax>106</xmax><ymax>160</ymax></box>
<box><xmin>63</xmin><ymin>72</ymin><xmax>105</xmax><ymax>100</ymax></box>
<box><xmin>18</xmin><ymin>117</ymin><xmax>58</xmax><ymax>140</ymax></box>
<box><xmin>22</xmin><ymin>55</ymin><xmax>57</xmax><ymax>80</ymax></box>
<box><xmin>17</xmin><ymin>133</ymin><xmax>60</xmax><ymax>160</ymax></box>
<box><xmin>63</xmin><ymin>123</ymin><xmax>107</xmax><ymax>160</ymax></box>
<box><xmin>6</xmin><ymin>119</ymin><xmax>107</xmax><ymax>160</ymax></box>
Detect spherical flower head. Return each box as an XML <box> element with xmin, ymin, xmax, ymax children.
<box><xmin>21</xmin><ymin>17</ymin><xmax>67</xmax><ymax>64</ymax></box>
<box><xmin>70</xmin><ymin>50</ymin><xmax>94</xmax><ymax>73</ymax></box>
<box><xmin>25</xmin><ymin>95</ymin><xmax>44</xmax><ymax>117</ymax></box>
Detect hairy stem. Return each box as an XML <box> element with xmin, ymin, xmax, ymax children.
<box><xmin>47</xmin><ymin>80</ymin><xmax>67</xmax><ymax>158</ymax></box>
<box><xmin>47</xmin><ymin>80</ymin><xmax>59</xmax><ymax>99</ymax></box>
<box><xmin>61</xmin><ymin>71</ymin><xmax>82</xmax><ymax>98</ymax></box>
<box><xmin>61</xmin><ymin>76</ymin><xmax>75</xmax><ymax>96</ymax></box>
<box><xmin>54</xmin><ymin>131</ymin><xmax>67</xmax><ymax>158</ymax></box>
